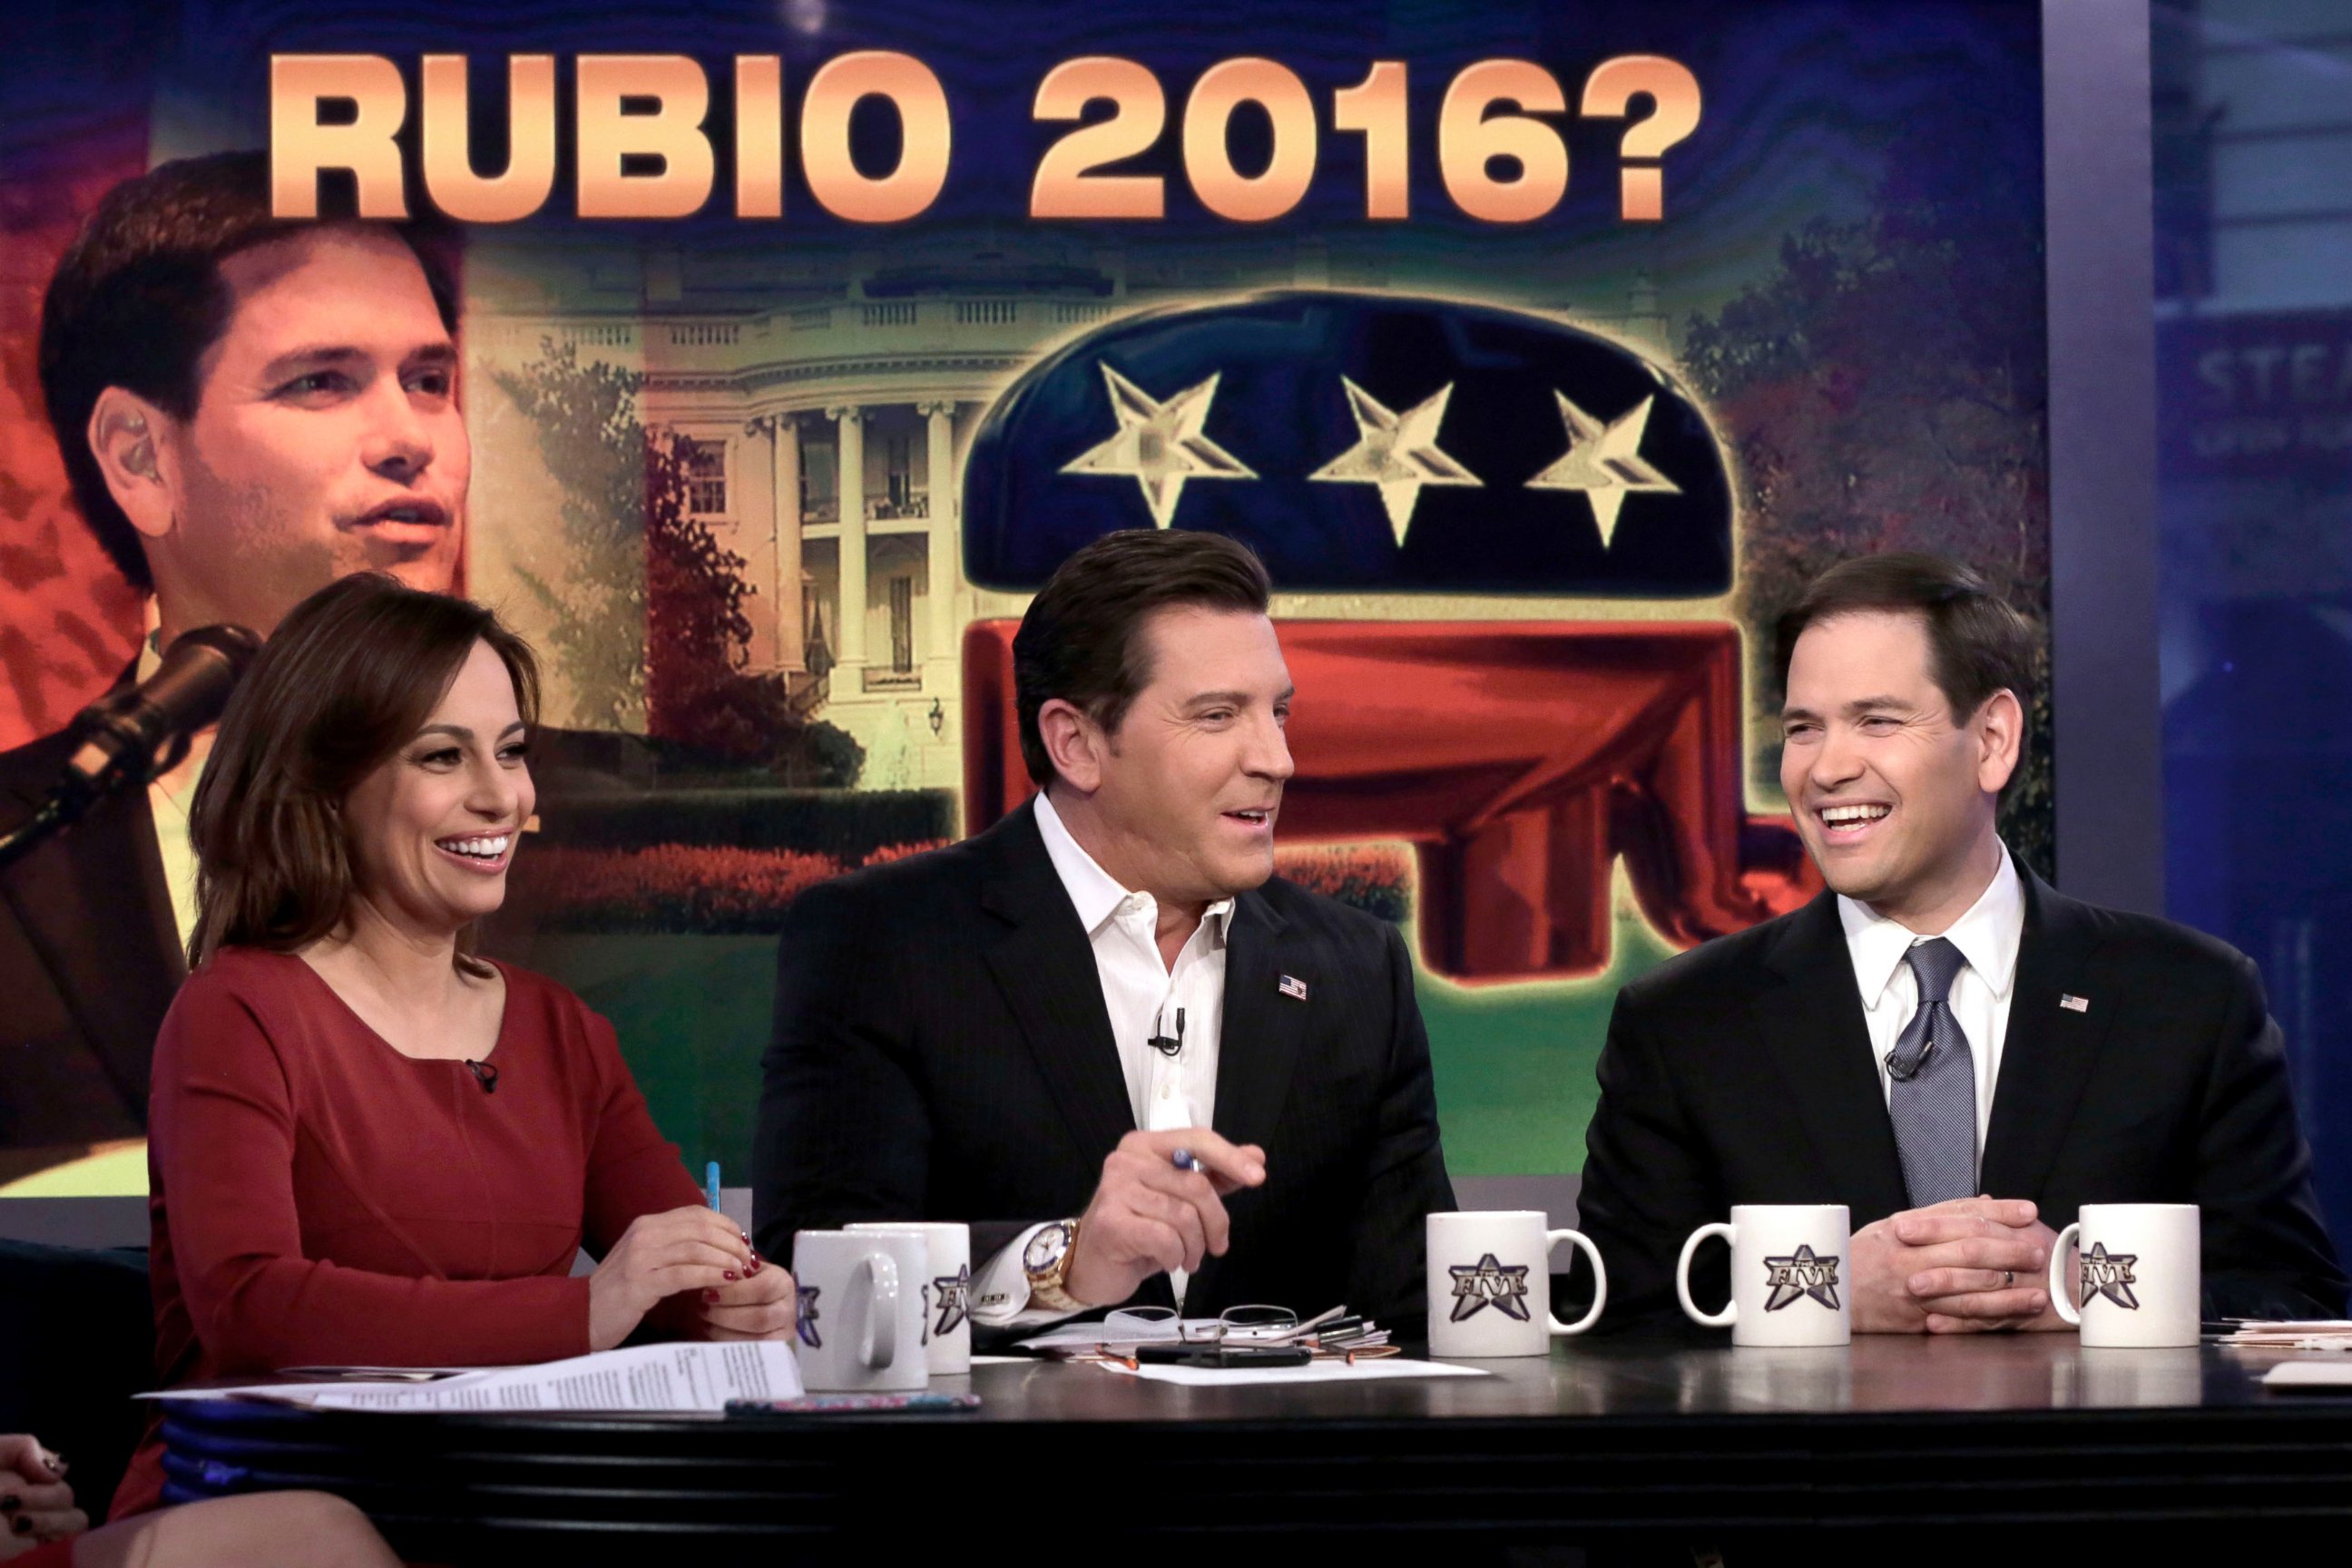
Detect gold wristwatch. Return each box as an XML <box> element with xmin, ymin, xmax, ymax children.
<box><xmin>1023</xmin><ymin>1218</ymin><xmax>1085</xmax><ymax>1312</ymax></box>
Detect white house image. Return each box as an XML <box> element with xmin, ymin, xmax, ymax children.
<box><xmin>462</xmin><ymin>234</ymin><xmax>1674</xmax><ymax>796</ymax></box>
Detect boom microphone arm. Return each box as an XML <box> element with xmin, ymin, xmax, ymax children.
<box><xmin>0</xmin><ymin>624</ymin><xmax>261</xmax><ymax>873</ymax></box>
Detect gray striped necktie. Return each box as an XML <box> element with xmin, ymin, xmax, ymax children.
<box><xmin>1886</xmin><ymin>937</ymin><xmax>1977</xmax><ymax>1207</ymax></box>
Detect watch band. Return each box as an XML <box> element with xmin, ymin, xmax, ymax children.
<box><xmin>1024</xmin><ymin>1218</ymin><xmax>1085</xmax><ymax>1313</ymax></box>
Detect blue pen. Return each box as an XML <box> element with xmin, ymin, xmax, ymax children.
<box><xmin>706</xmin><ymin>1160</ymin><xmax>722</xmax><ymax>1211</ymax></box>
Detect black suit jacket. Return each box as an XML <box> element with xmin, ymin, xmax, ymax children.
<box><xmin>1580</xmin><ymin>862</ymin><xmax>2347</xmax><ymax>1325</ymax></box>
<box><xmin>0</xmin><ymin>720</ymin><xmax>181</xmax><ymax>1174</ymax></box>
<box><xmin>753</xmin><ymin>801</ymin><xmax>1456</xmax><ymax>1322</ymax></box>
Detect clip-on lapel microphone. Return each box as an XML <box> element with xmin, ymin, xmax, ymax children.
<box><xmin>1147</xmin><ymin>1006</ymin><xmax>1186</xmax><ymax>1058</ymax></box>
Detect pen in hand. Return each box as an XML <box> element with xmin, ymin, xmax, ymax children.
<box><xmin>1166</xmin><ymin>1140</ymin><xmax>1268</xmax><ymax>1192</ymax></box>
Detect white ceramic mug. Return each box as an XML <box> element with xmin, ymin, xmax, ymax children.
<box><xmin>1425</xmin><ymin>1210</ymin><xmax>1607</xmax><ymax>1357</ymax></box>
<box><xmin>1677</xmin><ymin>1204</ymin><xmax>1852</xmax><ymax>1347</ymax></box>
<box><xmin>847</xmin><ymin>1220</ymin><xmax>973</xmax><ymax>1375</ymax></box>
<box><xmin>790</xmin><ymin>1229</ymin><xmax>928</xmax><ymax>1391</ymax></box>
<box><xmin>2048</xmin><ymin>1203</ymin><xmax>2201</xmax><ymax>1348</ymax></box>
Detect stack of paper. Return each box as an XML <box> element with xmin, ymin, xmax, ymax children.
<box><xmin>1093</xmin><ymin>1357</ymin><xmax>1487</xmax><ymax>1387</ymax></box>
<box><xmin>2261</xmin><ymin>1361</ymin><xmax>2352</xmax><ymax>1389</ymax></box>
<box><xmin>1014</xmin><ymin>1304</ymin><xmax>1390</xmax><ymax>1357</ymax></box>
<box><xmin>147</xmin><ymin>1341</ymin><xmax>802</xmax><ymax>1414</ymax></box>
<box><xmin>2222</xmin><ymin>1321</ymin><xmax>2352</xmax><ymax>1351</ymax></box>
<box><xmin>1014</xmin><ymin>1318</ymin><xmax>1191</xmax><ymax>1354</ymax></box>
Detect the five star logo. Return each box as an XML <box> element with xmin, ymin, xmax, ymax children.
<box><xmin>932</xmin><ymin>1263</ymin><xmax>971</xmax><ymax>1340</ymax></box>
<box><xmin>796</xmin><ymin>1283</ymin><xmax>822</xmax><ymax>1348</ymax></box>
<box><xmin>1060</xmin><ymin>365</ymin><xmax>1256</xmax><ymax>527</ymax></box>
<box><xmin>1760</xmin><ymin>1244</ymin><xmax>1843</xmax><ymax>1312</ymax></box>
<box><xmin>1525</xmin><ymin>392</ymin><xmax>1683</xmax><ymax>548</ymax></box>
<box><xmin>2079</xmin><ymin>1243</ymin><xmax>2141</xmax><ymax>1310</ymax></box>
<box><xmin>1308</xmin><ymin>378</ymin><xmax>1482</xmax><ymax>545</ymax></box>
<box><xmin>1447</xmin><ymin>1251</ymin><xmax>1534</xmax><ymax>1323</ymax></box>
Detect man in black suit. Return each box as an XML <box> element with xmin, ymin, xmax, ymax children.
<box><xmin>5</xmin><ymin>153</ymin><xmax>514</xmax><ymax>1182</ymax></box>
<box><xmin>756</xmin><ymin>530</ymin><xmax>1455</xmax><ymax>1325</ymax></box>
<box><xmin>1581</xmin><ymin>554</ymin><xmax>2345</xmax><ymax>1330</ymax></box>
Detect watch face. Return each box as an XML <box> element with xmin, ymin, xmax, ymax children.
<box><xmin>1024</xmin><ymin>1222</ymin><xmax>1072</xmax><ymax>1274</ymax></box>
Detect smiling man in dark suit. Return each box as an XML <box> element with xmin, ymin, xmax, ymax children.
<box><xmin>755</xmin><ymin>529</ymin><xmax>1455</xmax><ymax>1325</ymax></box>
<box><xmin>1580</xmin><ymin>553</ymin><xmax>2345</xmax><ymax>1330</ymax></box>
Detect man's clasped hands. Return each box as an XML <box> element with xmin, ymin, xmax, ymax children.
<box><xmin>1852</xmin><ymin>1195</ymin><xmax>2066</xmax><ymax>1334</ymax></box>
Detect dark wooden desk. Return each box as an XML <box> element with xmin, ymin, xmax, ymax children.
<box><xmin>160</xmin><ymin>1335</ymin><xmax>2352</xmax><ymax>1562</ymax></box>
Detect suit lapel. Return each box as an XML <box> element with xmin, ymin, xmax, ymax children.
<box><xmin>1207</xmin><ymin>890</ymin><xmax>1308</xmax><ymax>1154</ymax></box>
<box><xmin>976</xmin><ymin>805</ymin><xmax>1135</xmax><ymax>1161</ymax></box>
<box><xmin>1751</xmin><ymin>893</ymin><xmax>1912</xmax><ymax>1218</ymax></box>
<box><xmin>1191</xmin><ymin>888</ymin><xmax>1307</xmax><ymax>1308</ymax></box>
<box><xmin>0</xmin><ymin>760</ymin><xmax>181</xmax><ymax>1122</ymax></box>
<box><xmin>1978</xmin><ymin>869</ymin><xmax>2116</xmax><ymax>1199</ymax></box>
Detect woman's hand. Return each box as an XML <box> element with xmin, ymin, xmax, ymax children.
<box><xmin>0</xmin><ymin>1436</ymin><xmax>82</xmax><ymax>1558</ymax></box>
<box><xmin>587</xmin><ymin>1208</ymin><xmax>755</xmax><ymax>1352</ymax></box>
<box><xmin>700</xmin><ymin>1259</ymin><xmax>798</xmax><ymax>1342</ymax></box>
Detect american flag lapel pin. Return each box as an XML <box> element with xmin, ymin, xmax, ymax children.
<box><xmin>1278</xmin><ymin>974</ymin><xmax>1308</xmax><ymax>1002</ymax></box>
<box><xmin>2060</xmin><ymin>994</ymin><xmax>2090</xmax><ymax>1014</ymax></box>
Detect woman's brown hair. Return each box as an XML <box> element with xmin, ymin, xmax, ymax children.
<box><xmin>187</xmin><ymin>573</ymin><xmax>541</xmax><ymax>972</ymax></box>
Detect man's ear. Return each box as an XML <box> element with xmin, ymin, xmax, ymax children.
<box><xmin>87</xmin><ymin>387</ymin><xmax>179</xmax><ymax>541</ymax></box>
<box><xmin>1975</xmin><ymin>688</ymin><xmax>2024</xmax><ymax>797</ymax></box>
<box><xmin>1037</xmin><ymin>698</ymin><xmax>1105</xmax><ymax>795</ymax></box>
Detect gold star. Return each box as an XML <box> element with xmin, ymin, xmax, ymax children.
<box><xmin>1060</xmin><ymin>365</ymin><xmax>1255</xmax><ymax>528</ymax></box>
<box><xmin>1308</xmin><ymin>378</ymin><xmax>1482</xmax><ymax>545</ymax></box>
<box><xmin>1526</xmin><ymin>392</ymin><xmax>1681</xmax><ymax>548</ymax></box>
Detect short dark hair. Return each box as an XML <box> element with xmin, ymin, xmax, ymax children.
<box><xmin>36</xmin><ymin>152</ymin><xmax>458</xmax><ymax>592</ymax></box>
<box><xmin>1013</xmin><ymin>530</ymin><xmax>1274</xmax><ymax>787</ymax></box>
<box><xmin>1774</xmin><ymin>552</ymin><xmax>2038</xmax><ymax>794</ymax></box>
<box><xmin>188</xmin><ymin>573</ymin><xmax>538</xmax><ymax>973</ymax></box>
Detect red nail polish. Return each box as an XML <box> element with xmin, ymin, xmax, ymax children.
<box><xmin>724</xmin><ymin>1269</ymin><xmax>739</xmax><ymax>1281</ymax></box>
<box><xmin>740</xmin><ymin>1232</ymin><xmax>752</xmax><ymax>1246</ymax></box>
<box><xmin>702</xmin><ymin>1289</ymin><xmax>720</xmax><ymax>1305</ymax></box>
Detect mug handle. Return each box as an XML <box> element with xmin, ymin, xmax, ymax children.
<box><xmin>1546</xmin><ymin>1229</ymin><xmax>1608</xmax><ymax>1336</ymax></box>
<box><xmin>2048</xmin><ymin>1221</ymin><xmax>2082</xmax><ymax>1327</ymax></box>
<box><xmin>1677</xmin><ymin>1222</ymin><xmax>1738</xmax><ymax>1328</ymax></box>
<box><xmin>859</xmin><ymin>1252</ymin><xmax>900</xmax><ymax>1369</ymax></box>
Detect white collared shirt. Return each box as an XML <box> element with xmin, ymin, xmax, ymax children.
<box><xmin>1838</xmin><ymin>847</ymin><xmax>2024</xmax><ymax>1161</ymax></box>
<box><xmin>968</xmin><ymin>792</ymin><xmax>1232</xmax><ymax>1325</ymax></box>
<box><xmin>1032</xmin><ymin>790</ymin><xmax>1232</xmax><ymax>1135</ymax></box>
<box><xmin>135</xmin><ymin>633</ymin><xmax>204</xmax><ymax>952</ymax></box>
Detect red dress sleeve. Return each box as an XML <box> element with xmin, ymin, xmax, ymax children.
<box><xmin>151</xmin><ymin>970</ymin><xmax>593</xmax><ymax>1372</ymax></box>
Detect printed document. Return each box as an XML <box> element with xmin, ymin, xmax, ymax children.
<box><xmin>147</xmin><ymin>1341</ymin><xmax>802</xmax><ymax>1413</ymax></box>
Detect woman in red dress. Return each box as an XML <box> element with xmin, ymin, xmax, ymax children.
<box><xmin>112</xmin><ymin>574</ymin><xmax>796</xmax><ymax>1520</ymax></box>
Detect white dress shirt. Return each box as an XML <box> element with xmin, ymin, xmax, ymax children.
<box><xmin>135</xmin><ymin>633</ymin><xmax>203</xmax><ymax>950</ymax></box>
<box><xmin>1838</xmin><ymin>846</ymin><xmax>2025</xmax><ymax>1163</ymax></box>
<box><xmin>968</xmin><ymin>792</ymin><xmax>1231</xmax><ymax>1325</ymax></box>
